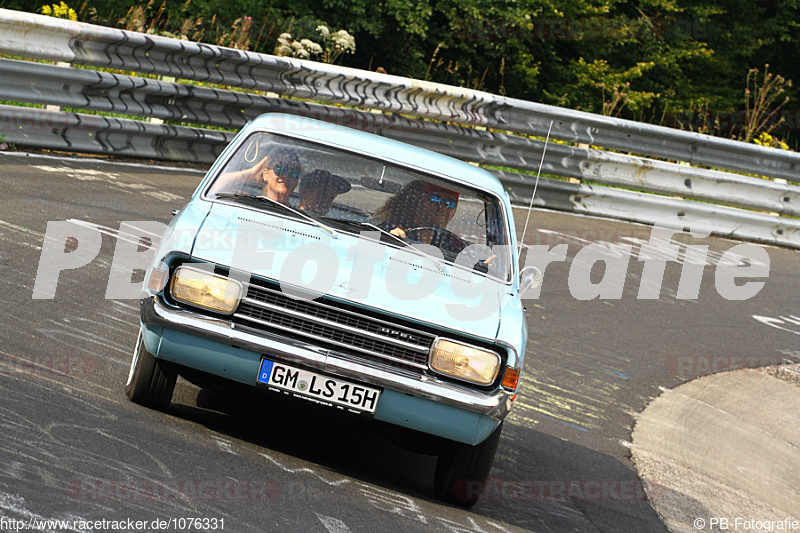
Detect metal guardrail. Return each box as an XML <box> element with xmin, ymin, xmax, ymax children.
<box><xmin>498</xmin><ymin>172</ymin><xmax>799</xmax><ymax>247</ymax></box>
<box><xmin>6</xmin><ymin>58</ymin><xmax>800</xmax><ymax>216</ymax></box>
<box><xmin>2</xmin><ymin>9</ymin><xmax>799</xmax><ymax>182</ymax></box>
<box><xmin>0</xmin><ymin>8</ymin><xmax>798</xmax><ymax>248</ymax></box>
<box><xmin>0</xmin><ymin>104</ymin><xmax>231</xmax><ymax>162</ymax></box>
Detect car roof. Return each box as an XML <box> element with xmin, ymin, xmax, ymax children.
<box><xmin>247</xmin><ymin>113</ymin><xmax>508</xmax><ymax>199</ymax></box>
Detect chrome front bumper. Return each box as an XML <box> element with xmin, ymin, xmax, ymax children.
<box><xmin>141</xmin><ymin>296</ymin><xmax>514</xmax><ymax>419</ymax></box>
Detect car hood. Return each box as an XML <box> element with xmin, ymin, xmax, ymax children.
<box><xmin>188</xmin><ymin>202</ymin><xmax>507</xmax><ymax>341</ymax></box>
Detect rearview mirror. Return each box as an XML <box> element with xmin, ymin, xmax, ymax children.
<box><xmin>360</xmin><ymin>176</ymin><xmax>402</xmax><ymax>193</ymax></box>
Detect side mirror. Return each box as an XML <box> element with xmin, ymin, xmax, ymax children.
<box><xmin>519</xmin><ymin>266</ymin><xmax>542</xmax><ymax>296</ymax></box>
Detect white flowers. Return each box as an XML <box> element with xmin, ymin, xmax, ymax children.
<box><xmin>273</xmin><ymin>25</ymin><xmax>355</xmax><ymax>64</ymax></box>
<box><xmin>330</xmin><ymin>30</ymin><xmax>356</xmax><ymax>54</ymax></box>
<box><xmin>291</xmin><ymin>41</ymin><xmax>309</xmax><ymax>59</ymax></box>
<box><xmin>273</xmin><ymin>33</ymin><xmax>294</xmax><ymax>57</ymax></box>
<box><xmin>315</xmin><ymin>25</ymin><xmax>330</xmax><ymax>39</ymax></box>
<box><xmin>301</xmin><ymin>39</ymin><xmax>323</xmax><ymax>56</ymax></box>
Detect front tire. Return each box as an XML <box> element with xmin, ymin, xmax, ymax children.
<box><xmin>125</xmin><ymin>331</ymin><xmax>177</xmax><ymax>411</ymax></box>
<box><xmin>434</xmin><ymin>422</ymin><xmax>503</xmax><ymax>506</ymax></box>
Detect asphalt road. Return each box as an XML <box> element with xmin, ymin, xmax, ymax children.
<box><xmin>0</xmin><ymin>152</ymin><xmax>798</xmax><ymax>532</ymax></box>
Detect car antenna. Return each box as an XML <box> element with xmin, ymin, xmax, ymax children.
<box><xmin>517</xmin><ymin>120</ymin><xmax>554</xmax><ymax>261</ymax></box>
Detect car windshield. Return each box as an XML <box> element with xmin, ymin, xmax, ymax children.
<box><xmin>206</xmin><ymin>131</ymin><xmax>512</xmax><ymax>281</ymax></box>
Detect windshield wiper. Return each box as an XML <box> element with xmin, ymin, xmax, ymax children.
<box><xmin>214</xmin><ymin>193</ymin><xmax>338</xmax><ymax>238</ymax></box>
<box><xmin>359</xmin><ymin>222</ymin><xmax>445</xmax><ymax>271</ymax></box>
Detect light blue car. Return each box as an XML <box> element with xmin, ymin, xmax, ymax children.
<box><xmin>126</xmin><ymin>113</ymin><xmax>533</xmax><ymax>505</ymax></box>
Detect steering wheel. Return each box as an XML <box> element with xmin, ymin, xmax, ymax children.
<box><xmin>406</xmin><ymin>225</ymin><xmax>480</xmax><ymax>259</ymax></box>
<box><xmin>407</xmin><ymin>226</ymin><xmax>498</xmax><ymax>272</ymax></box>
<box><xmin>405</xmin><ymin>226</ymin><xmax>456</xmax><ymax>248</ymax></box>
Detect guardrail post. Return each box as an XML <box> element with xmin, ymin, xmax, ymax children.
<box><xmin>147</xmin><ymin>75</ymin><xmax>176</xmax><ymax>125</ymax></box>
<box><xmin>43</xmin><ymin>60</ymin><xmax>70</xmax><ymax>112</ymax></box>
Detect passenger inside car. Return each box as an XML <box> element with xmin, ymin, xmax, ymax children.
<box><xmin>211</xmin><ymin>148</ymin><xmax>303</xmax><ymax>203</ymax></box>
<box><xmin>297</xmin><ymin>169</ymin><xmax>351</xmax><ymax>215</ymax></box>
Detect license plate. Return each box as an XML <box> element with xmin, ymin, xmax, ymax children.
<box><xmin>257</xmin><ymin>359</ymin><xmax>381</xmax><ymax>414</ymax></box>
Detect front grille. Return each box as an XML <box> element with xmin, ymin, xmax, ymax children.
<box><xmin>233</xmin><ymin>284</ymin><xmax>436</xmax><ymax>371</ymax></box>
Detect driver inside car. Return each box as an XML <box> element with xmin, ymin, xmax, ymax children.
<box><xmin>373</xmin><ymin>180</ymin><xmax>466</xmax><ymax>254</ymax></box>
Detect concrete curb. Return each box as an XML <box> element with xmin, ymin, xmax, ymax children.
<box><xmin>631</xmin><ymin>365</ymin><xmax>800</xmax><ymax>532</ymax></box>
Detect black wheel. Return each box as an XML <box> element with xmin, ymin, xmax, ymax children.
<box><xmin>434</xmin><ymin>422</ymin><xmax>503</xmax><ymax>506</ymax></box>
<box><xmin>125</xmin><ymin>331</ymin><xmax>177</xmax><ymax>411</ymax></box>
